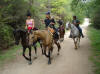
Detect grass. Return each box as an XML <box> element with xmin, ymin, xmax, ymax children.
<box><xmin>0</xmin><ymin>42</ymin><xmax>40</xmax><ymax>67</ymax></box>
<box><xmin>88</xmin><ymin>26</ymin><xmax>100</xmax><ymax>74</ymax></box>
<box><xmin>0</xmin><ymin>45</ymin><xmax>21</xmax><ymax>67</ymax></box>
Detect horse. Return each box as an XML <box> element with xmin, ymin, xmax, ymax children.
<box><xmin>66</xmin><ymin>22</ymin><xmax>81</xmax><ymax>49</ymax></box>
<box><xmin>28</xmin><ymin>30</ymin><xmax>61</xmax><ymax>64</ymax></box>
<box><xmin>13</xmin><ymin>29</ymin><xmax>43</xmax><ymax>64</ymax></box>
<box><xmin>58</xmin><ymin>25</ymin><xmax>65</xmax><ymax>42</ymax></box>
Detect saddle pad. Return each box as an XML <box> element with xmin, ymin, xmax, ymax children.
<box><xmin>48</xmin><ymin>27</ymin><xmax>55</xmax><ymax>34</ymax></box>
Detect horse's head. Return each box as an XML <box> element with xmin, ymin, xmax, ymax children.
<box><xmin>13</xmin><ymin>29</ymin><xmax>21</xmax><ymax>45</ymax></box>
<box><xmin>66</xmin><ymin>22</ymin><xmax>71</xmax><ymax>30</ymax></box>
<box><xmin>28</xmin><ymin>30</ymin><xmax>37</xmax><ymax>46</ymax></box>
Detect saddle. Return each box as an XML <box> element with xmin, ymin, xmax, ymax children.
<box><xmin>48</xmin><ymin>27</ymin><xmax>59</xmax><ymax>40</ymax></box>
<box><xmin>48</xmin><ymin>27</ymin><xmax>55</xmax><ymax>34</ymax></box>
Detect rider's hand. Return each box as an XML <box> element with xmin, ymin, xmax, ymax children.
<box><xmin>32</xmin><ymin>27</ymin><xmax>34</xmax><ymax>29</ymax></box>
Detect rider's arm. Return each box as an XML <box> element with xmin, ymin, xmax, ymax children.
<box><xmin>76</xmin><ymin>20</ymin><xmax>80</xmax><ymax>25</ymax></box>
<box><xmin>50</xmin><ymin>19</ymin><xmax>55</xmax><ymax>25</ymax></box>
<box><xmin>32</xmin><ymin>19</ymin><xmax>35</xmax><ymax>29</ymax></box>
<box><xmin>25</xmin><ymin>20</ymin><xmax>28</xmax><ymax>29</ymax></box>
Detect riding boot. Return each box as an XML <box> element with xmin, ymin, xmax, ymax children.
<box><xmin>81</xmin><ymin>33</ymin><xmax>84</xmax><ymax>38</ymax></box>
<box><xmin>77</xmin><ymin>26</ymin><xmax>84</xmax><ymax>38</ymax></box>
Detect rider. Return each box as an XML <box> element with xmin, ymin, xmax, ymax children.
<box><xmin>44</xmin><ymin>11</ymin><xmax>59</xmax><ymax>39</ymax></box>
<box><xmin>25</xmin><ymin>12</ymin><xmax>35</xmax><ymax>32</ymax></box>
<box><xmin>57</xmin><ymin>18</ymin><xmax>64</xmax><ymax>30</ymax></box>
<box><xmin>57</xmin><ymin>18</ymin><xmax>63</xmax><ymax>26</ymax></box>
<box><xmin>72</xmin><ymin>16</ymin><xmax>84</xmax><ymax>38</ymax></box>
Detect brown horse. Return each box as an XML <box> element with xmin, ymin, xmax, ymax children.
<box><xmin>28</xmin><ymin>29</ymin><xmax>61</xmax><ymax>64</ymax></box>
<box><xmin>58</xmin><ymin>25</ymin><xmax>65</xmax><ymax>42</ymax></box>
<box><xmin>13</xmin><ymin>29</ymin><xmax>43</xmax><ymax>64</ymax></box>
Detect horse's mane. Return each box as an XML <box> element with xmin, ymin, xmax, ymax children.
<box><xmin>15</xmin><ymin>29</ymin><xmax>27</xmax><ymax>32</ymax></box>
<box><xmin>70</xmin><ymin>24</ymin><xmax>76</xmax><ymax>29</ymax></box>
<box><xmin>15</xmin><ymin>29</ymin><xmax>28</xmax><ymax>38</ymax></box>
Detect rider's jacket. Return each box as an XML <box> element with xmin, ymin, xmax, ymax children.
<box><xmin>44</xmin><ymin>18</ymin><xmax>56</xmax><ymax>29</ymax></box>
<box><xmin>72</xmin><ymin>19</ymin><xmax>80</xmax><ymax>27</ymax></box>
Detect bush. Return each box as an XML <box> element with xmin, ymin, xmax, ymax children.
<box><xmin>0</xmin><ymin>23</ymin><xmax>13</xmax><ymax>50</ymax></box>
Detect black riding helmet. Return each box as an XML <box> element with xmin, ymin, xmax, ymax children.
<box><xmin>27</xmin><ymin>11</ymin><xmax>31</xmax><ymax>17</ymax></box>
<box><xmin>46</xmin><ymin>11</ymin><xmax>50</xmax><ymax>15</ymax></box>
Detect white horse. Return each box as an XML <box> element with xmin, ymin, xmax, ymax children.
<box><xmin>66</xmin><ymin>22</ymin><xmax>81</xmax><ymax>49</ymax></box>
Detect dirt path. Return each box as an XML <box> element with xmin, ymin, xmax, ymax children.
<box><xmin>0</xmin><ymin>18</ymin><xmax>93</xmax><ymax>74</ymax></box>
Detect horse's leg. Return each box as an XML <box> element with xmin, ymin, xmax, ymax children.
<box><xmin>50</xmin><ymin>46</ymin><xmax>53</xmax><ymax>55</ymax></box>
<box><xmin>54</xmin><ymin>40</ymin><xmax>61</xmax><ymax>55</ymax></box>
<box><xmin>78</xmin><ymin>37</ymin><xmax>80</xmax><ymax>47</ymax></box>
<box><xmin>43</xmin><ymin>45</ymin><xmax>52</xmax><ymax>64</ymax></box>
<box><xmin>38</xmin><ymin>40</ymin><xmax>44</xmax><ymax>55</ymax></box>
<box><xmin>44</xmin><ymin>46</ymin><xmax>48</xmax><ymax>57</ymax></box>
<box><xmin>29</xmin><ymin>47</ymin><xmax>32</xmax><ymax>65</ymax></box>
<box><xmin>23</xmin><ymin>47</ymin><xmax>30</xmax><ymax>61</ymax></box>
<box><xmin>33</xmin><ymin>43</ymin><xmax>37</xmax><ymax>58</ymax></box>
<box><xmin>73</xmin><ymin>38</ymin><xmax>77</xmax><ymax>49</ymax></box>
<box><xmin>40</xmin><ymin>43</ymin><xmax>44</xmax><ymax>55</ymax></box>
<box><xmin>48</xmin><ymin>50</ymin><xmax>51</xmax><ymax>64</ymax></box>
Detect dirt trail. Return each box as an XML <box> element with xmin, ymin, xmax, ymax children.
<box><xmin>0</xmin><ymin>18</ymin><xmax>93</xmax><ymax>74</ymax></box>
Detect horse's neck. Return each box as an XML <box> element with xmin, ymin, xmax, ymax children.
<box><xmin>20</xmin><ymin>32</ymin><xmax>28</xmax><ymax>45</ymax></box>
<box><xmin>70</xmin><ymin>24</ymin><xmax>77</xmax><ymax>32</ymax></box>
<box><xmin>35</xmin><ymin>30</ymin><xmax>52</xmax><ymax>45</ymax></box>
<box><xmin>34</xmin><ymin>31</ymin><xmax>43</xmax><ymax>40</ymax></box>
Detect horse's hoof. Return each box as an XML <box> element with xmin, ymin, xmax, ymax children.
<box><xmin>34</xmin><ymin>57</ymin><xmax>37</xmax><ymax>59</ymax></box>
<box><xmin>28</xmin><ymin>61</ymin><xmax>32</xmax><ymax>65</ymax></box>
<box><xmin>74</xmin><ymin>47</ymin><xmax>77</xmax><ymax>50</ymax></box>
<box><xmin>48</xmin><ymin>62</ymin><xmax>51</xmax><ymax>65</ymax></box>
<box><xmin>34</xmin><ymin>55</ymin><xmax>37</xmax><ymax>59</ymax></box>
<box><xmin>42</xmin><ymin>53</ymin><xmax>44</xmax><ymax>55</ymax></box>
<box><xmin>57</xmin><ymin>53</ymin><xmax>60</xmax><ymax>55</ymax></box>
<box><xmin>75</xmin><ymin>48</ymin><xmax>78</xmax><ymax>50</ymax></box>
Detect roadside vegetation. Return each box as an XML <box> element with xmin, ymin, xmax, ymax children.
<box><xmin>0</xmin><ymin>45</ymin><xmax>21</xmax><ymax>67</ymax></box>
<box><xmin>88</xmin><ymin>26</ymin><xmax>100</xmax><ymax>74</ymax></box>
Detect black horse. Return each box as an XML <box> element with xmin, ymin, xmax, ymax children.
<box><xmin>13</xmin><ymin>29</ymin><xmax>43</xmax><ymax>64</ymax></box>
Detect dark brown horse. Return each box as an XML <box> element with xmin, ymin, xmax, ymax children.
<box><xmin>13</xmin><ymin>29</ymin><xmax>43</xmax><ymax>64</ymax></box>
<box><xmin>28</xmin><ymin>29</ymin><xmax>61</xmax><ymax>64</ymax></box>
<box><xmin>58</xmin><ymin>25</ymin><xmax>65</xmax><ymax>42</ymax></box>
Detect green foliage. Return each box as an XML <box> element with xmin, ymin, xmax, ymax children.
<box><xmin>89</xmin><ymin>0</ymin><xmax>100</xmax><ymax>29</ymax></box>
<box><xmin>0</xmin><ymin>23</ymin><xmax>13</xmax><ymax>49</ymax></box>
<box><xmin>71</xmin><ymin>0</ymin><xmax>87</xmax><ymax>23</ymax></box>
<box><xmin>0</xmin><ymin>0</ymin><xmax>29</xmax><ymax>28</ymax></box>
<box><xmin>0</xmin><ymin>0</ymin><xmax>29</xmax><ymax>49</ymax></box>
<box><xmin>50</xmin><ymin>0</ymin><xmax>73</xmax><ymax>24</ymax></box>
<box><xmin>88</xmin><ymin>27</ymin><xmax>100</xmax><ymax>74</ymax></box>
<box><xmin>71</xmin><ymin>0</ymin><xmax>100</xmax><ymax>28</ymax></box>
